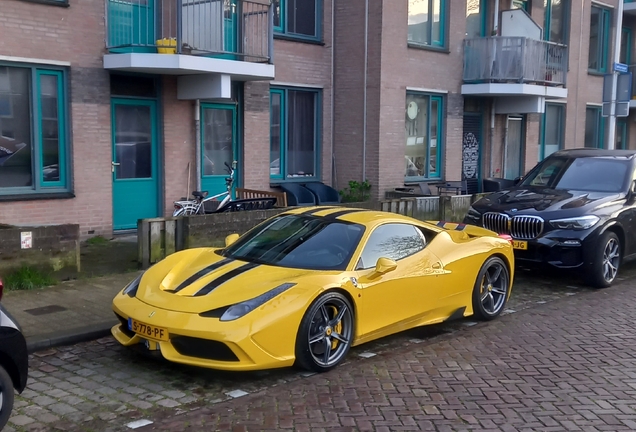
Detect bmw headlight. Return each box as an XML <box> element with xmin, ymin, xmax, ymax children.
<box><xmin>550</xmin><ymin>215</ymin><xmax>600</xmax><ymax>230</ymax></box>
<box><xmin>219</xmin><ymin>283</ymin><xmax>296</xmax><ymax>322</ymax></box>
<box><xmin>122</xmin><ymin>274</ymin><xmax>143</xmax><ymax>297</ymax></box>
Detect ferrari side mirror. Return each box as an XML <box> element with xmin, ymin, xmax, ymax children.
<box><xmin>225</xmin><ymin>233</ymin><xmax>240</xmax><ymax>247</ymax></box>
<box><xmin>374</xmin><ymin>257</ymin><xmax>397</xmax><ymax>275</ymax></box>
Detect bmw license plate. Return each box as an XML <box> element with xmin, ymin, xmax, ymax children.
<box><xmin>128</xmin><ymin>318</ymin><xmax>169</xmax><ymax>342</ymax></box>
<box><xmin>512</xmin><ymin>240</ymin><xmax>528</xmax><ymax>250</ymax></box>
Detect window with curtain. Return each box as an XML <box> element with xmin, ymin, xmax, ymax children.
<box><xmin>540</xmin><ymin>103</ymin><xmax>565</xmax><ymax>160</ymax></box>
<box><xmin>0</xmin><ymin>64</ymin><xmax>69</xmax><ymax>195</ymax></box>
<box><xmin>408</xmin><ymin>0</ymin><xmax>447</xmax><ymax>48</ymax></box>
<box><xmin>588</xmin><ymin>5</ymin><xmax>611</xmax><ymax>73</ymax></box>
<box><xmin>270</xmin><ymin>87</ymin><xmax>321</xmax><ymax>181</ymax></box>
<box><xmin>272</xmin><ymin>0</ymin><xmax>320</xmax><ymax>41</ymax></box>
<box><xmin>405</xmin><ymin>92</ymin><xmax>444</xmax><ymax>180</ymax></box>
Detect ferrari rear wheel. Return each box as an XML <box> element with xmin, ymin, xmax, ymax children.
<box><xmin>295</xmin><ymin>292</ymin><xmax>354</xmax><ymax>373</ymax></box>
<box><xmin>472</xmin><ymin>256</ymin><xmax>510</xmax><ymax>321</ymax></box>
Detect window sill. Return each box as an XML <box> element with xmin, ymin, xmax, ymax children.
<box><xmin>274</xmin><ymin>34</ymin><xmax>325</xmax><ymax>46</ymax></box>
<box><xmin>270</xmin><ymin>177</ymin><xmax>320</xmax><ymax>185</ymax></box>
<box><xmin>18</xmin><ymin>0</ymin><xmax>69</xmax><ymax>7</ymax></box>
<box><xmin>588</xmin><ymin>70</ymin><xmax>607</xmax><ymax>76</ymax></box>
<box><xmin>407</xmin><ymin>43</ymin><xmax>450</xmax><ymax>54</ymax></box>
<box><xmin>0</xmin><ymin>191</ymin><xmax>75</xmax><ymax>202</ymax></box>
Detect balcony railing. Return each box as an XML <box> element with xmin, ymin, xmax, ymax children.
<box><xmin>463</xmin><ymin>37</ymin><xmax>568</xmax><ymax>87</ymax></box>
<box><xmin>106</xmin><ymin>0</ymin><xmax>272</xmax><ymax>63</ymax></box>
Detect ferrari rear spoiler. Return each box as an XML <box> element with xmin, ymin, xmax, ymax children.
<box><xmin>428</xmin><ymin>221</ymin><xmax>501</xmax><ymax>238</ymax></box>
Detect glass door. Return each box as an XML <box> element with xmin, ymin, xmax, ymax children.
<box><xmin>504</xmin><ymin>115</ymin><xmax>525</xmax><ymax>180</ymax></box>
<box><xmin>200</xmin><ymin>103</ymin><xmax>237</xmax><ymax>198</ymax></box>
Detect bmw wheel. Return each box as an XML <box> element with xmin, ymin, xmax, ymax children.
<box><xmin>590</xmin><ymin>231</ymin><xmax>621</xmax><ymax>288</ymax></box>
<box><xmin>472</xmin><ymin>256</ymin><xmax>510</xmax><ymax>321</ymax></box>
<box><xmin>0</xmin><ymin>365</ymin><xmax>14</xmax><ymax>430</ymax></box>
<box><xmin>295</xmin><ymin>292</ymin><xmax>354</xmax><ymax>373</ymax></box>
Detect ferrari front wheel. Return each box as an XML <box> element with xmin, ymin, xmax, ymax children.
<box><xmin>472</xmin><ymin>256</ymin><xmax>510</xmax><ymax>321</ymax></box>
<box><xmin>295</xmin><ymin>292</ymin><xmax>354</xmax><ymax>373</ymax></box>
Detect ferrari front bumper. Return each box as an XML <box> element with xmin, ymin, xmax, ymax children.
<box><xmin>111</xmin><ymin>296</ymin><xmax>297</xmax><ymax>371</ymax></box>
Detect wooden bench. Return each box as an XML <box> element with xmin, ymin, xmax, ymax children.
<box><xmin>236</xmin><ymin>188</ymin><xmax>288</xmax><ymax>207</ymax></box>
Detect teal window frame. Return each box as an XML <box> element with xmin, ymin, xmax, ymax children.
<box><xmin>544</xmin><ymin>0</ymin><xmax>570</xmax><ymax>44</ymax></box>
<box><xmin>588</xmin><ymin>5</ymin><xmax>611</xmax><ymax>74</ymax></box>
<box><xmin>466</xmin><ymin>0</ymin><xmax>488</xmax><ymax>38</ymax></box>
<box><xmin>408</xmin><ymin>0</ymin><xmax>448</xmax><ymax>50</ymax></box>
<box><xmin>617</xmin><ymin>118</ymin><xmax>629</xmax><ymax>150</ymax></box>
<box><xmin>621</xmin><ymin>27</ymin><xmax>632</xmax><ymax>65</ymax></box>
<box><xmin>272</xmin><ymin>0</ymin><xmax>322</xmax><ymax>43</ymax></box>
<box><xmin>269</xmin><ymin>86</ymin><xmax>322</xmax><ymax>183</ymax></box>
<box><xmin>404</xmin><ymin>92</ymin><xmax>444</xmax><ymax>182</ymax></box>
<box><xmin>539</xmin><ymin>102</ymin><xmax>565</xmax><ymax>161</ymax></box>
<box><xmin>584</xmin><ymin>106</ymin><xmax>606</xmax><ymax>149</ymax></box>
<box><xmin>0</xmin><ymin>62</ymin><xmax>71</xmax><ymax>199</ymax></box>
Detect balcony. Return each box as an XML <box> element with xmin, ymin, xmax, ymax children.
<box><xmin>103</xmin><ymin>0</ymin><xmax>275</xmax><ymax>92</ymax></box>
<box><xmin>462</xmin><ymin>37</ymin><xmax>568</xmax><ymax>109</ymax></box>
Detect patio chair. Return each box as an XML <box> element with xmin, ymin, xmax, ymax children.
<box><xmin>278</xmin><ymin>183</ymin><xmax>316</xmax><ymax>206</ymax></box>
<box><xmin>303</xmin><ymin>182</ymin><xmax>341</xmax><ymax>205</ymax></box>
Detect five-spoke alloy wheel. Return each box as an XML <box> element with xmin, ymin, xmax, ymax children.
<box><xmin>590</xmin><ymin>231</ymin><xmax>621</xmax><ymax>288</ymax></box>
<box><xmin>472</xmin><ymin>256</ymin><xmax>510</xmax><ymax>320</ymax></box>
<box><xmin>295</xmin><ymin>292</ymin><xmax>354</xmax><ymax>372</ymax></box>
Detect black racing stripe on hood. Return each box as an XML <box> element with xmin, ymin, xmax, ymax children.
<box><xmin>194</xmin><ymin>262</ymin><xmax>260</xmax><ymax>297</ymax></box>
<box><xmin>323</xmin><ymin>209</ymin><xmax>367</xmax><ymax>220</ymax></box>
<box><xmin>171</xmin><ymin>258</ymin><xmax>234</xmax><ymax>293</ymax></box>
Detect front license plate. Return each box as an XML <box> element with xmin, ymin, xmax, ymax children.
<box><xmin>128</xmin><ymin>318</ymin><xmax>169</xmax><ymax>342</ymax></box>
<box><xmin>512</xmin><ymin>240</ymin><xmax>528</xmax><ymax>250</ymax></box>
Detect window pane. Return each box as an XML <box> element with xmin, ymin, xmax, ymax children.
<box><xmin>272</xmin><ymin>0</ymin><xmax>281</xmax><ymax>28</ymax></box>
<box><xmin>432</xmin><ymin>0</ymin><xmax>442</xmax><ymax>44</ymax></box>
<box><xmin>270</xmin><ymin>92</ymin><xmax>282</xmax><ymax>176</ymax></box>
<box><xmin>543</xmin><ymin>104</ymin><xmax>562</xmax><ymax>158</ymax></box>
<box><xmin>287</xmin><ymin>0</ymin><xmax>316</xmax><ymax>37</ymax></box>
<box><xmin>588</xmin><ymin>6</ymin><xmax>600</xmax><ymax>70</ymax></box>
<box><xmin>621</xmin><ymin>29</ymin><xmax>630</xmax><ymax>64</ymax></box>
<box><xmin>0</xmin><ymin>67</ymin><xmax>33</xmax><ymax>189</ymax></box>
<box><xmin>405</xmin><ymin>94</ymin><xmax>429</xmax><ymax>177</ymax></box>
<box><xmin>286</xmin><ymin>90</ymin><xmax>315</xmax><ymax>178</ymax></box>
<box><xmin>408</xmin><ymin>0</ymin><xmax>430</xmax><ymax>45</ymax></box>
<box><xmin>584</xmin><ymin>108</ymin><xmax>599</xmax><ymax>148</ymax></box>
<box><xmin>114</xmin><ymin>104</ymin><xmax>153</xmax><ymax>179</ymax></box>
<box><xmin>40</xmin><ymin>74</ymin><xmax>60</xmax><ymax>183</ymax></box>
<box><xmin>466</xmin><ymin>0</ymin><xmax>482</xmax><ymax>38</ymax></box>
<box><xmin>359</xmin><ymin>224</ymin><xmax>424</xmax><ymax>269</ymax></box>
<box><xmin>202</xmin><ymin>108</ymin><xmax>233</xmax><ymax>177</ymax></box>
<box><xmin>546</xmin><ymin>0</ymin><xmax>566</xmax><ymax>44</ymax></box>
<box><xmin>430</xmin><ymin>98</ymin><xmax>438</xmax><ymax>175</ymax></box>
<box><xmin>512</xmin><ymin>0</ymin><xmax>528</xmax><ymax>10</ymax></box>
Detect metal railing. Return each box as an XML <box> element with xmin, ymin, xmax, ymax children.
<box><xmin>463</xmin><ymin>37</ymin><xmax>568</xmax><ymax>87</ymax></box>
<box><xmin>106</xmin><ymin>0</ymin><xmax>273</xmax><ymax>63</ymax></box>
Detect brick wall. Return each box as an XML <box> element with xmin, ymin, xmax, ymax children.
<box><xmin>0</xmin><ymin>223</ymin><xmax>80</xmax><ymax>274</ymax></box>
<box><xmin>0</xmin><ymin>0</ymin><xmax>112</xmax><ymax>238</ymax></box>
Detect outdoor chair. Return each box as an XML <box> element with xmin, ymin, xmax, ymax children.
<box><xmin>303</xmin><ymin>182</ymin><xmax>341</xmax><ymax>205</ymax></box>
<box><xmin>278</xmin><ymin>183</ymin><xmax>317</xmax><ymax>206</ymax></box>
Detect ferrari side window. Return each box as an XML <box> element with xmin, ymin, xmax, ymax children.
<box><xmin>357</xmin><ymin>224</ymin><xmax>425</xmax><ymax>270</ymax></box>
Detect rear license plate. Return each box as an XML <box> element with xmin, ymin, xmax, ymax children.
<box><xmin>128</xmin><ymin>318</ymin><xmax>169</xmax><ymax>342</ymax></box>
<box><xmin>512</xmin><ymin>240</ymin><xmax>528</xmax><ymax>250</ymax></box>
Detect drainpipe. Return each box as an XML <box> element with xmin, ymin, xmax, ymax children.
<box><xmin>493</xmin><ymin>0</ymin><xmax>499</xmax><ymax>34</ymax></box>
<box><xmin>607</xmin><ymin>0</ymin><xmax>624</xmax><ymax>150</ymax></box>
<box><xmin>195</xmin><ymin>99</ymin><xmax>201</xmax><ymax>192</ymax></box>
<box><xmin>490</xmin><ymin>99</ymin><xmax>496</xmax><ymax>176</ymax></box>
<box><xmin>362</xmin><ymin>0</ymin><xmax>368</xmax><ymax>182</ymax></box>
<box><xmin>503</xmin><ymin>115</ymin><xmax>509</xmax><ymax>177</ymax></box>
<box><xmin>330</xmin><ymin>0</ymin><xmax>336</xmax><ymax>188</ymax></box>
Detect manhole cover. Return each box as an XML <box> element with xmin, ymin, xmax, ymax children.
<box><xmin>24</xmin><ymin>305</ymin><xmax>67</xmax><ymax>316</ymax></box>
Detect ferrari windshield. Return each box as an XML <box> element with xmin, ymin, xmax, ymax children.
<box><xmin>219</xmin><ymin>214</ymin><xmax>365</xmax><ymax>271</ymax></box>
<box><xmin>520</xmin><ymin>156</ymin><xmax>631</xmax><ymax>193</ymax></box>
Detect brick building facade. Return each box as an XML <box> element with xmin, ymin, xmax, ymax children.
<box><xmin>0</xmin><ymin>0</ymin><xmax>634</xmax><ymax>237</ymax></box>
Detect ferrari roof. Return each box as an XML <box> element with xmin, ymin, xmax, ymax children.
<box><xmin>282</xmin><ymin>206</ymin><xmax>439</xmax><ymax>229</ymax></box>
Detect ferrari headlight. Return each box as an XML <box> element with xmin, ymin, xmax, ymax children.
<box><xmin>122</xmin><ymin>274</ymin><xmax>143</xmax><ymax>297</ymax></box>
<box><xmin>219</xmin><ymin>283</ymin><xmax>296</xmax><ymax>322</ymax></box>
<box><xmin>550</xmin><ymin>215</ymin><xmax>600</xmax><ymax>230</ymax></box>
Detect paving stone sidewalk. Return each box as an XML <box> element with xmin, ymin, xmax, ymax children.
<box><xmin>3</xmin><ymin>271</ymin><xmax>141</xmax><ymax>352</ymax></box>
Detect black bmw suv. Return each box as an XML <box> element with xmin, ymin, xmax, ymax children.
<box><xmin>464</xmin><ymin>149</ymin><xmax>636</xmax><ymax>288</ymax></box>
<box><xmin>0</xmin><ymin>278</ymin><xmax>28</xmax><ymax>430</ymax></box>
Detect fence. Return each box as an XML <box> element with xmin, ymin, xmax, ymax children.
<box><xmin>137</xmin><ymin>195</ymin><xmax>484</xmax><ymax>268</ymax></box>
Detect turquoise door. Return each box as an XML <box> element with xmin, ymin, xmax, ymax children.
<box><xmin>215</xmin><ymin>0</ymin><xmax>238</xmax><ymax>60</ymax></box>
<box><xmin>201</xmin><ymin>103</ymin><xmax>238</xmax><ymax>197</ymax></box>
<box><xmin>108</xmin><ymin>0</ymin><xmax>155</xmax><ymax>53</ymax></box>
<box><xmin>112</xmin><ymin>99</ymin><xmax>160</xmax><ymax>230</ymax></box>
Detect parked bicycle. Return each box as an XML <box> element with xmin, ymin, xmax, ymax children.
<box><xmin>173</xmin><ymin>161</ymin><xmax>237</xmax><ymax>216</ymax></box>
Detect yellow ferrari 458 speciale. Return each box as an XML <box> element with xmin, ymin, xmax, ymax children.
<box><xmin>112</xmin><ymin>206</ymin><xmax>515</xmax><ymax>372</ymax></box>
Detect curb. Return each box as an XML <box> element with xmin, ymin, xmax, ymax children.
<box><xmin>26</xmin><ymin>320</ymin><xmax>118</xmax><ymax>354</ymax></box>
